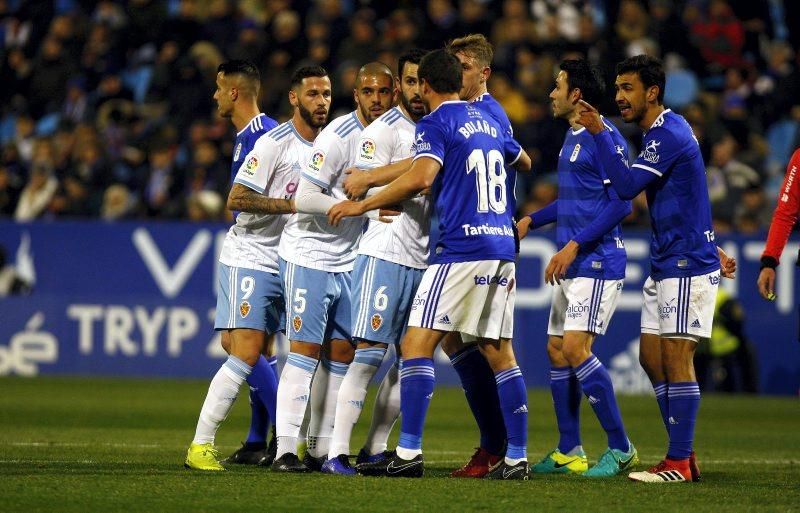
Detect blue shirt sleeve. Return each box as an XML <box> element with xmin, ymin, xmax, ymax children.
<box><xmin>593</xmin><ymin>129</ymin><xmax>658</xmax><ymax>199</ymax></box>
<box><xmin>572</xmin><ymin>197</ymin><xmax>631</xmax><ymax>247</ymax></box>
<box><xmin>527</xmin><ymin>200</ymin><xmax>557</xmax><ymax>228</ymax></box>
<box><xmin>412</xmin><ymin>117</ymin><xmax>447</xmax><ymax>166</ymax></box>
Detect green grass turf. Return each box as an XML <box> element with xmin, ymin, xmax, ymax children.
<box><xmin>0</xmin><ymin>377</ymin><xmax>798</xmax><ymax>513</ymax></box>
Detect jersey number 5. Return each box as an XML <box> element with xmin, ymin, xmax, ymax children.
<box><xmin>467</xmin><ymin>149</ymin><xmax>506</xmax><ymax>213</ymax></box>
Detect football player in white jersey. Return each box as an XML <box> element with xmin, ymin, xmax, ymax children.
<box><xmin>271</xmin><ymin>62</ymin><xmax>396</xmax><ymax>472</ymax></box>
<box><xmin>320</xmin><ymin>49</ymin><xmax>430</xmax><ymax>475</ymax></box>
<box><xmin>185</xmin><ymin>66</ymin><xmax>331</xmax><ymax>471</ymax></box>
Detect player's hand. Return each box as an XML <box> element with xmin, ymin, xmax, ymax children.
<box><xmin>343</xmin><ymin>167</ymin><xmax>372</xmax><ymax>200</ymax></box>
<box><xmin>718</xmin><ymin>246</ymin><xmax>736</xmax><ymax>279</ymax></box>
<box><xmin>545</xmin><ymin>240</ymin><xmax>580</xmax><ymax>285</ymax></box>
<box><xmin>517</xmin><ymin>216</ymin><xmax>532</xmax><ymax>240</ymax></box>
<box><xmin>328</xmin><ymin>200</ymin><xmax>365</xmax><ymax>226</ymax></box>
<box><xmin>576</xmin><ymin>100</ymin><xmax>605</xmax><ymax>135</ymax></box>
<box><xmin>757</xmin><ymin>267</ymin><xmax>776</xmax><ymax>300</ymax></box>
<box><xmin>376</xmin><ymin>206</ymin><xmax>402</xmax><ymax>223</ymax></box>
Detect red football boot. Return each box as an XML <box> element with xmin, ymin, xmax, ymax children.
<box><xmin>689</xmin><ymin>451</ymin><xmax>701</xmax><ymax>482</ymax></box>
<box><xmin>450</xmin><ymin>448</ymin><xmax>502</xmax><ymax>478</ymax></box>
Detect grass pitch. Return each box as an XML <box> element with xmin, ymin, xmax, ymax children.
<box><xmin>0</xmin><ymin>377</ymin><xmax>797</xmax><ymax>512</ymax></box>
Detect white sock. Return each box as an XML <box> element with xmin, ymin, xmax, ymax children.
<box><xmin>192</xmin><ymin>356</ymin><xmax>251</xmax><ymax>445</ymax></box>
<box><xmin>505</xmin><ymin>456</ymin><xmax>525</xmax><ymax>466</ymax></box>
<box><xmin>328</xmin><ymin>347</ymin><xmax>385</xmax><ymax>459</ymax></box>
<box><xmin>396</xmin><ymin>446</ymin><xmax>421</xmax><ymax>459</ymax></box>
<box><xmin>275</xmin><ymin>352</ymin><xmax>317</xmax><ymax>457</ymax></box>
<box><xmin>308</xmin><ymin>358</ymin><xmax>349</xmax><ymax>458</ymax></box>
<box><xmin>363</xmin><ymin>360</ymin><xmax>401</xmax><ymax>455</ymax></box>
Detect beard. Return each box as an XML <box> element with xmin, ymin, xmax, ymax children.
<box><xmin>401</xmin><ymin>92</ymin><xmax>425</xmax><ymax>118</ymax></box>
<box><xmin>299</xmin><ymin>102</ymin><xmax>325</xmax><ymax>128</ymax></box>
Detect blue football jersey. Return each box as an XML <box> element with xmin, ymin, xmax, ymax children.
<box><xmin>556</xmin><ymin>121</ymin><xmax>629</xmax><ymax>280</ymax></box>
<box><xmin>414</xmin><ymin>100</ymin><xmax>518</xmax><ymax>264</ymax></box>
<box><xmin>231</xmin><ymin>113</ymin><xmax>279</xmax><ymax>183</ymax></box>
<box><xmin>632</xmin><ymin>110</ymin><xmax>719</xmax><ymax>279</ymax></box>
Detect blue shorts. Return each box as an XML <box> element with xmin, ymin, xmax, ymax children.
<box><xmin>351</xmin><ymin>255</ymin><xmax>425</xmax><ymax>345</ymax></box>
<box><xmin>279</xmin><ymin>258</ymin><xmax>352</xmax><ymax>344</ymax></box>
<box><xmin>214</xmin><ymin>263</ymin><xmax>285</xmax><ymax>333</ymax></box>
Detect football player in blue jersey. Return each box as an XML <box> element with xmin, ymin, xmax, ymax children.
<box><xmin>577</xmin><ymin>55</ymin><xmax>720</xmax><ymax>483</ymax></box>
<box><xmin>519</xmin><ymin>59</ymin><xmax>638</xmax><ymax>478</ymax></box>
<box><xmin>329</xmin><ymin>49</ymin><xmax>530</xmax><ymax>480</ymax></box>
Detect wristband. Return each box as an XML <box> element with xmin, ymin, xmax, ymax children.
<box><xmin>760</xmin><ymin>256</ymin><xmax>778</xmax><ymax>270</ymax></box>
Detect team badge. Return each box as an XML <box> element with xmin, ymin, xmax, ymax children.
<box><xmin>233</xmin><ymin>142</ymin><xmax>242</xmax><ymax>161</ymax></box>
<box><xmin>371</xmin><ymin>314</ymin><xmax>383</xmax><ymax>331</ymax></box>
<box><xmin>292</xmin><ymin>315</ymin><xmax>303</xmax><ymax>332</ymax></box>
<box><xmin>360</xmin><ymin>139</ymin><xmax>376</xmax><ymax>161</ymax></box>
<box><xmin>308</xmin><ymin>151</ymin><xmax>325</xmax><ymax>174</ymax></box>
<box><xmin>239</xmin><ymin>301</ymin><xmax>251</xmax><ymax>318</ymax></box>
<box><xmin>243</xmin><ymin>155</ymin><xmax>259</xmax><ymax>177</ymax></box>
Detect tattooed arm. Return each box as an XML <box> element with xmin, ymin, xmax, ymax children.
<box><xmin>227</xmin><ymin>183</ymin><xmax>295</xmax><ymax>215</ymax></box>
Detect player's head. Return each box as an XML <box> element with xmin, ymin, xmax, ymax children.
<box><xmin>550</xmin><ymin>59</ymin><xmax>605</xmax><ymax>121</ymax></box>
<box><xmin>614</xmin><ymin>54</ymin><xmax>666</xmax><ymax>124</ymax></box>
<box><xmin>214</xmin><ymin>60</ymin><xmax>261</xmax><ymax>118</ymax></box>
<box><xmin>354</xmin><ymin>61</ymin><xmax>394</xmax><ymax>124</ymax></box>
<box><xmin>417</xmin><ymin>49</ymin><xmax>462</xmax><ymax>109</ymax></box>
<box><xmin>446</xmin><ymin>34</ymin><xmax>492</xmax><ymax>101</ymax></box>
<box><xmin>397</xmin><ymin>48</ymin><xmax>428</xmax><ymax>119</ymax></box>
<box><xmin>289</xmin><ymin>65</ymin><xmax>332</xmax><ymax>129</ymax></box>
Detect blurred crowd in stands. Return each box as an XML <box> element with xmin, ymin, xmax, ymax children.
<box><xmin>1</xmin><ymin>0</ymin><xmax>800</xmax><ymax>232</ymax></box>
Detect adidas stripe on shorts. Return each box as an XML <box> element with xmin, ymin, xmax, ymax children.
<box><xmin>214</xmin><ymin>262</ymin><xmax>285</xmax><ymax>333</ymax></box>
<box><xmin>547</xmin><ymin>277</ymin><xmax>623</xmax><ymax>336</ymax></box>
<box><xmin>640</xmin><ymin>271</ymin><xmax>719</xmax><ymax>341</ymax></box>
<box><xmin>407</xmin><ymin>260</ymin><xmax>515</xmax><ymax>339</ymax></box>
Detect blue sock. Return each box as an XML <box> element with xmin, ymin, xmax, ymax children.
<box><xmin>449</xmin><ymin>345</ymin><xmax>506</xmax><ymax>455</ymax></box>
<box><xmin>398</xmin><ymin>358</ymin><xmax>435</xmax><ymax>451</ymax></box>
<box><xmin>244</xmin><ymin>355</ymin><xmax>278</xmax><ymax>444</ymax></box>
<box><xmin>575</xmin><ymin>355</ymin><xmax>629</xmax><ymax>452</ymax></box>
<box><xmin>495</xmin><ymin>366</ymin><xmax>527</xmax><ymax>461</ymax></box>
<box><xmin>666</xmin><ymin>382</ymin><xmax>700</xmax><ymax>460</ymax></box>
<box><xmin>267</xmin><ymin>355</ymin><xmax>279</xmax><ymax>377</ymax></box>
<box><xmin>653</xmin><ymin>381</ymin><xmax>670</xmax><ymax>435</ymax></box>
<box><xmin>550</xmin><ymin>366</ymin><xmax>582</xmax><ymax>454</ymax></box>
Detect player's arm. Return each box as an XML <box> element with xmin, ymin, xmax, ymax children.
<box><xmin>228</xmin><ymin>139</ymin><xmax>295</xmax><ymax>214</ymax></box>
<box><xmin>227</xmin><ymin>184</ymin><xmax>295</xmax><ymax>214</ymax></box>
<box><xmin>576</xmin><ymin>100</ymin><xmax>659</xmax><ymax>199</ymax></box>
<box><xmin>329</xmin><ymin>157</ymin><xmax>439</xmax><ymax>226</ymax></box>
<box><xmin>758</xmin><ymin>149</ymin><xmax>800</xmax><ymax>299</ymax></box>
<box><xmin>518</xmin><ymin>200</ymin><xmax>557</xmax><ymax>240</ymax></box>
<box><xmin>513</xmin><ymin>149</ymin><xmax>532</xmax><ymax>173</ymax></box>
<box><xmin>343</xmin><ymin>158</ymin><xmax>413</xmax><ymax>199</ymax></box>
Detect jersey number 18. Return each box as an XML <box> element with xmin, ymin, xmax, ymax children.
<box><xmin>467</xmin><ymin>149</ymin><xmax>507</xmax><ymax>213</ymax></box>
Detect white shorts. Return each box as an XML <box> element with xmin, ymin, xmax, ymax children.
<box><xmin>640</xmin><ymin>271</ymin><xmax>720</xmax><ymax>341</ymax></box>
<box><xmin>547</xmin><ymin>277</ymin><xmax>623</xmax><ymax>336</ymax></box>
<box><xmin>408</xmin><ymin>260</ymin><xmax>515</xmax><ymax>340</ymax></box>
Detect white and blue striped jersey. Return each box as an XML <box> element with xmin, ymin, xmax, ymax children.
<box><xmin>414</xmin><ymin>100</ymin><xmax>518</xmax><ymax>263</ymax></box>
<box><xmin>278</xmin><ymin>111</ymin><xmax>366</xmax><ymax>272</ymax></box>
<box><xmin>219</xmin><ymin>121</ymin><xmax>312</xmax><ymax>274</ymax></box>
<box><xmin>356</xmin><ymin>106</ymin><xmax>430</xmax><ymax>269</ymax></box>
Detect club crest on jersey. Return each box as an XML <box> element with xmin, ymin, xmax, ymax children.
<box><xmin>640</xmin><ymin>139</ymin><xmax>661</xmax><ymax>164</ymax></box>
<box><xmin>239</xmin><ymin>301</ymin><xmax>251</xmax><ymax>318</ymax></box>
<box><xmin>570</xmin><ymin>144</ymin><xmax>581</xmax><ymax>162</ymax></box>
<box><xmin>233</xmin><ymin>142</ymin><xmax>242</xmax><ymax>161</ymax></box>
<box><xmin>243</xmin><ymin>155</ymin><xmax>259</xmax><ymax>177</ymax></box>
<box><xmin>360</xmin><ymin>139</ymin><xmax>376</xmax><ymax>161</ymax></box>
<box><xmin>292</xmin><ymin>315</ymin><xmax>303</xmax><ymax>332</ymax></box>
<box><xmin>371</xmin><ymin>314</ymin><xmax>383</xmax><ymax>331</ymax></box>
<box><xmin>308</xmin><ymin>151</ymin><xmax>325</xmax><ymax>174</ymax></box>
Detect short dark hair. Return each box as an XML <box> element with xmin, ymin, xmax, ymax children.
<box><xmin>616</xmin><ymin>54</ymin><xmax>666</xmax><ymax>104</ymax></box>
<box><xmin>418</xmin><ymin>49</ymin><xmax>462</xmax><ymax>95</ymax></box>
<box><xmin>217</xmin><ymin>60</ymin><xmax>260</xmax><ymax>82</ymax></box>
<box><xmin>398</xmin><ymin>48</ymin><xmax>428</xmax><ymax>78</ymax></box>
<box><xmin>559</xmin><ymin>59</ymin><xmax>605</xmax><ymax>106</ymax></box>
<box><xmin>290</xmin><ymin>65</ymin><xmax>329</xmax><ymax>88</ymax></box>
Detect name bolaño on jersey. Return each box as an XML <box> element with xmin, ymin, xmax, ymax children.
<box><xmin>557</xmin><ymin>119</ymin><xmax>629</xmax><ymax>280</ymax></box>
<box><xmin>278</xmin><ymin>111</ymin><xmax>366</xmax><ymax>272</ymax></box>
<box><xmin>414</xmin><ymin>101</ymin><xmax>519</xmax><ymax>264</ymax></box>
<box><xmin>356</xmin><ymin>106</ymin><xmax>430</xmax><ymax>269</ymax></box>
<box><xmin>219</xmin><ymin>120</ymin><xmax>311</xmax><ymax>274</ymax></box>
<box><xmin>633</xmin><ymin>109</ymin><xmax>719</xmax><ymax>279</ymax></box>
